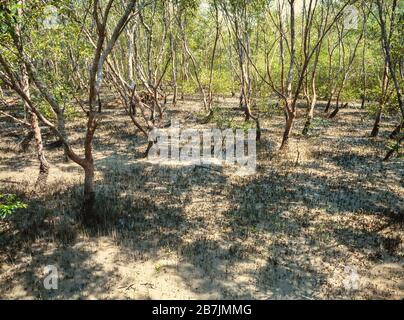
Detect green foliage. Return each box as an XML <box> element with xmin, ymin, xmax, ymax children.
<box><xmin>32</xmin><ymin>84</ymin><xmax>79</xmax><ymax>120</ymax></box>
<box><xmin>0</xmin><ymin>194</ymin><xmax>27</xmax><ymax>219</ymax></box>
<box><xmin>0</xmin><ymin>1</ymin><xmax>22</xmax><ymax>32</ymax></box>
<box><xmin>154</xmin><ymin>263</ymin><xmax>162</xmax><ymax>273</ymax></box>
<box><xmin>0</xmin><ymin>0</ymin><xmax>402</xmax><ymax>131</ymax></box>
<box><xmin>180</xmin><ymin>80</ymin><xmax>198</xmax><ymax>94</ymax></box>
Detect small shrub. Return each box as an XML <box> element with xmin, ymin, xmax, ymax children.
<box><xmin>0</xmin><ymin>193</ymin><xmax>27</xmax><ymax>219</ymax></box>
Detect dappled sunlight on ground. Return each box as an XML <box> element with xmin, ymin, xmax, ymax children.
<box><xmin>0</xmin><ymin>96</ymin><xmax>403</xmax><ymax>299</ymax></box>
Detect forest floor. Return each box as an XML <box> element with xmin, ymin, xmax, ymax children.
<box><xmin>0</xmin><ymin>95</ymin><xmax>403</xmax><ymax>299</ymax></box>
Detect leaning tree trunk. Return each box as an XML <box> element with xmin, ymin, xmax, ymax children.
<box><xmin>371</xmin><ymin>62</ymin><xmax>389</xmax><ymax>137</ymax></box>
<box><xmin>280</xmin><ymin>107</ymin><xmax>296</xmax><ymax>150</ymax></box>
<box><xmin>303</xmin><ymin>44</ymin><xmax>321</xmax><ymax>136</ymax></box>
<box><xmin>389</xmin><ymin>121</ymin><xmax>403</xmax><ymax>139</ymax></box>
<box><xmin>29</xmin><ymin>110</ymin><xmax>50</xmax><ymax>190</ymax></box>
<box><xmin>329</xmin><ymin>90</ymin><xmax>342</xmax><ymax>119</ymax></box>
<box><xmin>376</xmin><ymin>0</ymin><xmax>404</xmax><ymax>122</ymax></box>
<box><xmin>329</xmin><ymin>102</ymin><xmax>340</xmax><ymax>118</ymax></box>
<box><xmin>324</xmin><ymin>95</ymin><xmax>333</xmax><ymax>113</ymax></box>
<box><xmin>383</xmin><ymin>135</ymin><xmax>403</xmax><ymax>161</ymax></box>
<box><xmin>371</xmin><ymin>105</ymin><xmax>383</xmax><ymax>137</ymax></box>
<box><xmin>20</xmin><ymin>57</ymin><xmax>50</xmax><ymax>189</ymax></box>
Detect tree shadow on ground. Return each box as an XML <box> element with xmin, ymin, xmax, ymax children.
<box><xmin>0</xmin><ymin>244</ymin><xmax>117</xmax><ymax>299</ymax></box>
<box><xmin>214</xmin><ymin>163</ymin><xmax>403</xmax><ymax>298</ymax></box>
<box><xmin>1</xmin><ymin>147</ymin><xmax>403</xmax><ymax>299</ymax></box>
<box><xmin>1</xmin><ymin>114</ymin><xmax>403</xmax><ymax>299</ymax></box>
<box><xmin>0</xmin><ymin>156</ymin><xmax>235</xmax><ymax>298</ymax></box>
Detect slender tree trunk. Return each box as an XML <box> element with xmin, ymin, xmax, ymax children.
<box><xmin>20</xmin><ymin>56</ymin><xmax>50</xmax><ymax>189</ymax></box>
<box><xmin>235</xmin><ymin>16</ymin><xmax>250</xmax><ymax>119</ymax></box>
<box><xmin>330</xmin><ymin>21</ymin><xmax>365</xmax><ymax>120</ymax></box>
<box><xmin>29</xmin><ymin>110</ymin><xmax>50</xmax><ymax>190</ymax></box>
<box><xmin>376</xmin><ymin>0</ymin><xmax>403</xmax><ymax>119</ymax></box>
<box><xmin>281</xmin><ymin>108</ymin><xmax>296</xmax><ymax>149</ymax></box>
<box><xmin>361</xmin><ymin>10</ymin><xmax>367</xmax><ymax>109</ymax></box>
<box><xmin>82</xmin><ymin>162</ymin><xmax>96</xmax><ymax>224</ymax></box>
<box><xmin>325</xmin><ymin>30</ymin><xmax>343</xmax><ymax>114</ymax></box>
<box><xmin>127</xmin><ymin>25</ymin><xmax>135</xmax><ymax>84</ymax></box>
<box><xmin>376</xmin><ymin>0</ymin><xmax>403</xmax><ymax>144</ymax></box>
<box><xmin>168</xmin><ymin>2</ymin><xmax>178</xmax><ymax>106</ymax></box>
<box><xmin>324</xmin><ymin>95</ymin><xmax>333</xmax><ymax>113</ymax></box>
<box><xmin>207</xmin><ymin>1</ymin><xmax>220</xmax><ymax>112</ymax></box>
<box><xmin>80</xmin><ymin>107</ymin><xmax>97</xmax><ymax>223</ymax></box>
<box><xmin>303</xmin><ymin>95</ymin><xmax>316</xmax><ymax>135</ymax></box>
<box><xmin>303</xmin><ymin>42</ymin><xmax>322</xmax><ymax>136</ymax></box>
<box><xmin>371</xmin><ymin>61</ymin><xmax>389</xmax><ymax>137</ymax></box>
<box><xmin>170</xmin><ymin>36</ymin><xmax>178</xmax><ymax>106</ymax></box>
<box><xmin>178</xmin><ymin>16</ymin><xmax>208</xmax><ymax>110</ymax></box>
<box><xmin>371</xmin><ymin>106</ymin><xmax>383</xmax><ymax>137</ymax></box>
<box><xmin>280</xmin><ymin>1</ymin><xmax>296</xmax><ymax>149</ymax></box>
<box><xmin>56</xmin><ymin>110</ymin><xmax>69</xmax><ymax>162</ymax></box>
<box><xmin>329</xmin><ymin>93</ymin><xmax>341</xmax><ymax>118</ymax></box>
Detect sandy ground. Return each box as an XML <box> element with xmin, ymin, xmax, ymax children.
<box><xmin>0</xmin><ymin>95</ymin><xmax>403</xmax><ymax>299</ymax></box>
